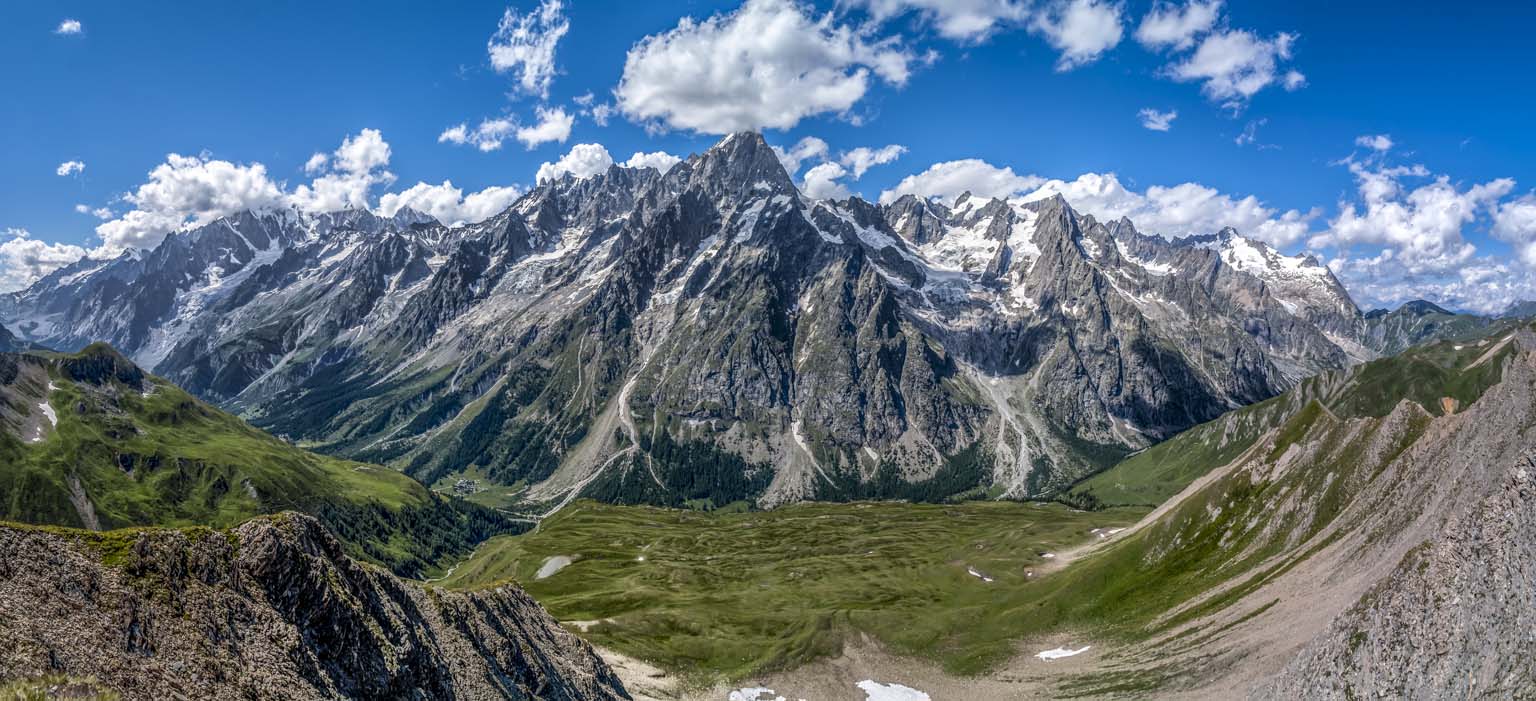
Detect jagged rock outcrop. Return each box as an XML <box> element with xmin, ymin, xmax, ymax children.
<box><xmin>0</xmin><ymin>513</ymin><xmax>629</xmax><ymax>700</ymax></box>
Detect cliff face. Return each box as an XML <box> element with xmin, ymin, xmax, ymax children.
<box><xmin>0</xmin><ymin>513</ymin><xmax>629</xmax><ymax>701</ymax></box>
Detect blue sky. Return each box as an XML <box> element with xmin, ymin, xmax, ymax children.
<box><xmin>4</xmin><ymin>0</ymin><xmax>1536</xmax><ymax>312</ymax></box>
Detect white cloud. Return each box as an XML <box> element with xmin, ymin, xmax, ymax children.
<box><xmin>332</xmin><ymin>128</ymin><xmax>391</xmax><ymax>174</ymax></box>
<box><xmin>74</xmin><ymin>204</ymin><xmax>113</xmax><ymax>220</ymax></box>
<box><xmin>56</xmin><ymin>161</ymin><xmax>85</xmax><ymax>177</ymax></box>
<box><xmin>622</xmin><ymin>150</ymin><xmax>683</xmax><ymax>172</ymax></box>
<box><xmin>288</xmin><ymin>129</ymin><xmax>397</xmax><ymax>214</ymax></box>
<box><xmin>303</xmin><ymin>152</ymin><xmax>330</xmax><ymax>175</ymax></box>
<box><xmin>1134</xmin><ymin>0</ymin><xmax>1220</xmax><ymax>50</ymax></box>
<box><xmin>1137</xmin><ymin>108</ymin><xmax>1177</xmax><ymax>131</ymax></box>
<box><xmin>1234</xmin><ymin>118</ymin><xmax>1271</xmax><ymax>148</ymax></box>
<box><xmin>1022</xmin><ymin>172</ymin><xmax>1315</xmax><ymax>246</ymax></box>
<box><xmin>589</xmin><ymin>102</ymin><xmax>615</xmax><ymax>126</ymax></box>
<box><xmin>844</xmin><ymin>0</ymin><xmax>1029</xmax><ymax>42</ymax></box>
<box><xmin>0</xmin><ymin>229</ymin><xmax>88</xmax><ymax>293</ymax></box>
<box><xmin>615</xmin><ymin>0</ymin><xmax>914</xmax><ymax>134</ymax></box>
<box><xmin>54</xmin><ymin>19</ymin><xmax>82</xmax><ymax>35</ymax></box>
<box><xmin>1488</xmin><ymin>194</ymin><xmax>1536</xmax><ymax>270</ymax></box>
<box><xmin>840</xmin><ymin>144</ymin><xmax>906</xmax><ymax>178</ymax></box>
<box><xmin>96</xmin><ymin>153</ymin><xmax>287</xmax><ymax>254</ymax></box>
<box><xmin>1309</xmin><ymin>158</ymin><xmax>1513</xmax><ymax>274</ymax></box>
<box><xmin>772</xmin><ymin>136</ymin><xmax>830</xmax><ymax>176</ymax></box>
<box><xmin>515</xmin><ymin>106</ymin><xmax>574</xmax><ymax>149</ymax></box>
<box><xmin>441</xmin><ymin>108</ymin><xmax>573</xmax><ymax>152</ymax></box>
<box><xmin>1169</xmin><ymin>29</ymin><xmax>1300</xmax><ymax>107</ymax></box>
<box><xmin>488</xmin><ymin>0</ymin><xmax>570</xmax><ymax>99</ymax></box>
<box><xmin>439</xmin><ymin>118</ymin><xmax>517</xmax><ymax>152</ymax></box>
<box><xmin>376</xmin><ymin>180</ymin><xmax>522</xmax><ymax>226</ymax></box>
<box><xmin>1029</xmin><ymin>0</ymin><xmax>1124</xmax><ymax>71</ymax></box>
<box><xmin>1354</xmin><ymin>134</ymin><xmax>1393</xmax><ymax>152</ymax></box>
<box><xmin>801</xmin><ymin>162</ymin><xmax>851</xmax><ymax>199</ymax></box>
<box><xmin>878</xmin><ymin>159</ymin><xmax>1043</xmax><ymax>204</ymax></box>
<box><xmin>536</xmin><ymin>143</ymin><xmax>615</xmax><ymax>183</ymax></box>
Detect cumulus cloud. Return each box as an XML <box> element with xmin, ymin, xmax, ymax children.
<box><xmin>615</xmin><ymin>0</ymin><xmax>914</xmax><ymax>134</ymax></box>
<box><xmin>1169</xmin><ymin>29</ymin><xmax>1301</xmax><ymax>107</ymax></box>
<box><xmin>1137</xmin><ymin>108</ymin><xmax>1177</xmax><ymax>131</ymax></box>
<box><xmin>92</xmin><ymin>129</ymin><xmax>400</xmax><ymax>255</ymax></box>
<box><xmin>1308</xmin><ymin>157</ymin><xmax>1513</xmax><ymax>275</ymax></box>
<box><xmin>0</xmin><ymin>229</ymin><xmax>88</xmax><ymax>292</ymax></box>
<box><xmin>55</xmin><ymin>19</ymin><xmax>82</xmax><ymax>35</ymax></box>
<box><xmin>1492</xmin><ymin>194</ymin><xmax>1536</xmax><ymax>265</ymax></box>
<box><xmin>74</xmin><ymin>204</ymin><xmax>113</xmax><ymax>220</ymax></box>
<box><xmin>1029</xmin><ymin>0</ymin><xmax>1125</xmax><ymax>71</ymax></box>
<box><xmin>438</xmin><ymin>118</ymin><xmax>517</xmax><ymax>152</ymax></box>
<box><xmin>488</xmin><ymin>0</ymin><xmax>569</xmax><ymax>99</ymax></box>
<box><xmin>56</xmin><ymin>161</ymin><xmax>85</xmax><ymax>177</ymax></box>
<box><xmin>536</xmin><ymin>143</ymin><xmax>615</xmax><ymax>183</ymax></box>
<box><xmin>622</xmin><ymin>150</ymin><xmax>683</xmax><ymax>172</ymax></box>
<box><xmin>1134</xmin><ymin>0</ymin><xmax>1220</xmax><ymax>50</ymax></box>
<box><xmin>801</xmin><ymin>162</ymin><xmax>851</xmax><ymax>199</ymax></box>
<box><xmin>1135</xmin><ymin>2</ymin><xmax>1304</xmax><ymax>108</ymax></box>
<box><xmin>772</xmin><ymin>137</ymin><xmax>830</xmax><ymax>176</ymax></box>
<box><xmin>589</xmin><ymin>102</ymin><xmax>615</xmax><ymax>126</ymax></box>
<box><xmin>515</xmin><ymin>106</ymin><xmax>574</xmax><ymax>149</ymax></box>
<box><xmin>288</xmin><ymin>129</ymin><xmax>396</xmax><ymax>214</ymax></box>
<box><xmin>1354</xmin><ymin>134</ymin><xmax>1393</xmax><ymax>152</ymax></box>
<box><xmin>96</xmin><ymin>153</ymin><xmax>287</xmax><ymax>254</ymax></box>
<box><xmin>840</xmin><ymin>144</ymin><xmax>906</xmax><ymax>178</ymax></box>
<box><xmin>844</xmin><ymin>0</ymin><xmax>1029</xmax><ymax>42</ymax></box>
<box><xmin>302</xmin><ymin>152</ymin><xmax>330</xmax><ymax>175</ymax></box>
<box><xmin>376</xmin><ymin>181</ymin><xmax>522</xmax><ymax>226</ymax></box>
<box><xmin>878</xmin><ymin>159</ymin><xmax>1043</xmax><ymax>205</ymax></box>
<box><xmin>441</xmin><ymin>108</ymin><xmax>573</xmax><ymax>152</ymax></box>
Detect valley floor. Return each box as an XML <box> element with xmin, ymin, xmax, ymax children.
<box><xmin>439</xmin><ymin>500</ymin><xmax>1147</xmax><ymax>696</ymax></box>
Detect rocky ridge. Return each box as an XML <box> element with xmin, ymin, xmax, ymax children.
<box><xmin>0</xmin><ymin>512</ymin><xmax>629</xmax><ymax>700</ymax></box>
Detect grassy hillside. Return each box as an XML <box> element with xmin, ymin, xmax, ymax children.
<box><xmin>441</xmin><ymin>499</ymin><xmax>1146</xmax><ymax>682</ymax></box>
<box><xmin>0</xmin><ymin>344</ymin><xmax>515</xmax><ymax>577</ymax></box>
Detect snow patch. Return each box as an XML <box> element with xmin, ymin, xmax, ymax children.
<box><xmin>966</xmin><ymin>567</ymin><xmax>994</xmax><ymax>583</ymax></box>
<box><xmin>1036</xmin><ymin>645</ymin><xmax>1091</xmax><ymax>660</ymax></box>
<box><xmin>729</xmin><ymin>688</ymin><xmax>791</xmax><ymax>701</ymax></box>
<box><xmin>535</xmin><ymin>555</ymin><xmax>574</xmax><ymax>580</ymax></box>
<box><xmin>856</xmin><ymin>680</ymin><xmax>931</xmax><ymax>701</ymax></box>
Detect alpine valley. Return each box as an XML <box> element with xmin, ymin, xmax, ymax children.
<box><xmin>3</xmin><ymin>132</ymin><xmax>1534</xmax><ymax>700</ymax></box>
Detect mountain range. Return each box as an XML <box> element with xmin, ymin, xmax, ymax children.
<box><xmin>0</xmin><ymin>132</ymin><xmax>1516</xmax><ymax>511</ymax></box>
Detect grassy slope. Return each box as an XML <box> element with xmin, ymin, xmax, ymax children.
<box><xmin>442</xmin><ymin>499</ymin><xmax>1145</xmax><ymax>682</ymax></box>
<box><xmin>0</xmin><ymin>344</ymin><xmax>514</xmax><ymax>578</ymax></box>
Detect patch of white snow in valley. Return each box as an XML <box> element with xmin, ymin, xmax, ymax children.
<box><xmin>966</xmin><ymin>567</ymin><xmax>994</xmax><ymax>583</ymax></box>
<box><xmin>728</xmin><ymin>688</ymin><xmax>787</xmax><ymax>701</ymax></box>
<box><xmin>28</xmin><ymin>382</ymin><xmax>59</xmax><ymax>443</ymax></box>
<box><xmin>1036</xmin><ymin>645</ymin><xmax>1091</xmax><ymax>660</ymax></box>
<box><xmin>856</xmin><ymin>680</ymin><xmax>930</xmax><ymax>700</ymax></box>
<box><xmin>535</xmin><ymin>555</ymin><xmax>574</xmax><ymax>580</ymax></box>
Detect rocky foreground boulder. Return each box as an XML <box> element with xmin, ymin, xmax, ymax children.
<box><xmin>0</xmin><ymin>513</ymin><xmax>629</xmax><ymax>700</ymax></box>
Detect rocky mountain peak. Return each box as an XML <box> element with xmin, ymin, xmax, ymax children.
<box><xmin>684</xmin><ymin>131</ymin><xmax>797</xmax><ymax>202</ymax></box>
